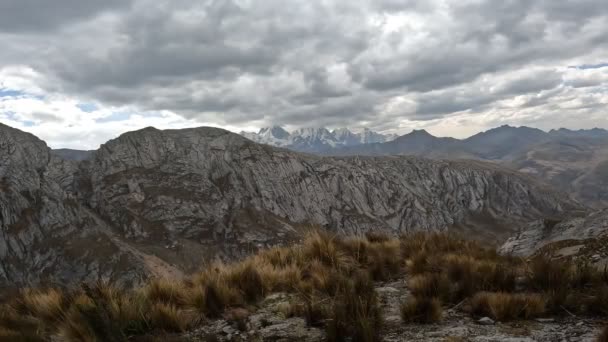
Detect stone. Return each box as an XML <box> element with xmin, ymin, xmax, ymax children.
<box><xmin>536</xmin><ymin>318</ymin><xmax>555</xmax><ymax>323</ymax></box>
<box><xmin>478</xmin><ymin>317</ymin><xmax>495</xmax><ymax>325</ymax></box>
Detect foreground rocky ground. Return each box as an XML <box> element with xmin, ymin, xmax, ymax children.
<box><xmin>3</xmin><ymin>232</ymin><xmax>607</xmax><ymax>341</ymax></box>
<box><xmin>185</xmin><ymin>279</ymin><xmax>604</xmax><ymax>342</ymax></box>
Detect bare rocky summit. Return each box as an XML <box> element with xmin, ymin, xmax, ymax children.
<box><xmin>500</xmin><ymin>209</ymin><xmax>608</xmax><ymax>261</ymax></box>
<box><xmin>0</xmin><ymin>123</ymin><xmax>583</xmax><ymax>287</ymax></box>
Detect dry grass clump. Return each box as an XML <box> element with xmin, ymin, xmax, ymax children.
<box><xmin>19</xmin><ymin>288</ymin><xmax>66</xmax><ymax>323</ymax></box>
<box><xmin>598</xmin><ymin>325</ymin><xmax>608</xmax><ymax>342</ymax></box>
<box><xmin>143</xmin><ymin>279</ymin><xmax>187</xmax><ymax>306</ymax></box>
<box><xmin>400</xmin><ymin>296</ymin><xmax>442</xmax><ymax>323</ymax></box>
<box><xmin>408</xmin><ymin>273</ymin><xmax>451</xmax><ymax>301</ymax></box>
<box><xmin>148</xmin><ymin>302</ymin><xmax>192</xmax><ymax>332</ymax></box>
<box><xmin>4</xmin><ymin>230</ymin><xmax>608</xmax><ymax>341</ymax></box>
<box><xmin>470</xmin><ymin>292</ymin><xmax>546</xmax><ymax>321</ymax></box>
<box><xmin>325</xmin><ymin>272</ymin><xmax>383</xmax><ymax>342</ymax></box>
<box><xmin>526</xmin><ymin>257</ymin><xmax>574</xmax><ymax>291</ymax></box>
<box><xmin>0</xmin><ymin>304</ymin><xmax>44</xmax><ymax>342</ymax></box>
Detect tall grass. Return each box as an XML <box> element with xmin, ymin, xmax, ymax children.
<box><xmin>1</xmin><ymin>230</ymin><xmax>608</xmax><ymax>341</ymax></box>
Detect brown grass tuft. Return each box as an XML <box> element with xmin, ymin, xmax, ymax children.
<box><xmin>598</xmin><ymin>325</ymin><xmax>608</xmax><ymax>342</ymax></box>
<box><xmin>20</xmin><ymin>288</ymin><xmax>66</xmax><ymax>323</ymax></box>
<box><xmin>408</xmin><ymin>273</ymin><xmax>451</xmax><ymax>301</ymax></box>
<box><xmin>143</xmin><ymin>279</ymin><xmax>186</xmax><ymax>306</ymax></box>
<box><xmin>400</xmin><ymin>296</ymin><xmax>442</xmax><ymax>324</ymax></box>
<box><xmin>325</xmin><ymin>272</ymin><xmax>382</xmax><ymax>342</ymax></box>
<box><xmin>148</xmin><ymin>302</ymin><xmax>192</xmax><ymax>332</ymax></box>
<box><xmin>470</xmin><ymin>292</ymin><xmax>546</xmax><ymax>321</ymax></box>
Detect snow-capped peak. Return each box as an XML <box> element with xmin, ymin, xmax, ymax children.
<box><xmin>240</xmin><ymin>126</ymin><xmax>397</xmax><ymax>153</ymax></box>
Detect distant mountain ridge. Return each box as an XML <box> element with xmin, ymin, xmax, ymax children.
<box><xmin>326</xmin><ymin>125</ymin><xmax>608</xmax><ymax>208</ymax></box>
<box><xmin>240</xmin><ymin>126</ymin><xmax>398</xmax><ymax>153</ymax></box>
<box><xmin>0</xmin><ymin>122</ymin><xmax>580</xmax><ymax>287</ymax></box>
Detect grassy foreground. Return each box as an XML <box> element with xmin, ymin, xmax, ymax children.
<box><xmin>1</xmin><ymin>231</ymin><xmax>608</xmax><ymax>341</ymax></box>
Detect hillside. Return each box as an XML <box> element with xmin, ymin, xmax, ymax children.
<box><xmin>0</xmin><ymin>231</ymin><xmax>605</xmax><ymax>341</ymax></box>
<box><xmin>0</xmin><ymin>123</ymin><xmax>582</xmax><ymax>287</ymax></box>
<box><xmin>327</xmin><ymin>125</ymin><xmax>608</xmax><ymax>208</ymax></box>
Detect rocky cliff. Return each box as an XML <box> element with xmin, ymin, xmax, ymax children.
<box><xmin>0</xmin><ymin>124</ymin><xmax>583</xmax><ymax>287</ymax></box>
<box><xmin>0</xmin><ymin>123</ymin><xmax>149</xmax><ymax>287</ymax></box>
<box><xmin>499</xmin><ymin>209</ymin><xmax>608</xmax><ymax>260</ymax></box>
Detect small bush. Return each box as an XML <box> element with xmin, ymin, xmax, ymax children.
<box><xmin>598</xmin><ymin>325</ymin><xmax>608</xmax><ymax>342</ymax></box>
<box><xmin>527</xmin><ymin>257</ymin><xmax>572</xmax><ymax>291</ymax></box>
<box><xmin>367</xmin><ymin>240</ymin><xmax>402</xmax><ymax>281</ymax></box>
<box><xmin>148</xmin><ymin>302</ymin><xmax>192</xmax><ymax>332</ymax></box>
<box><xmin>470</xmin><ymin>292</ymin><xmax>545</xmax><ymax>321</ymax></box>
<box><xmin>400</xmin><ymin>297</ymin><xmax>442</xmax><ymax>324</ymax></box>
<box><xmin>288</xmin><ymin>294</ymin><xmax>330</xmax><ymax>327</ymax></box>
<box><xmin>303</xmin><ymin>231</ymin><xmax>351</xmax><ymax>269</ymax></box>
<box><xmin>571</xmin><ymin>262</ymin><xmax>598</xmax><ymax>289</ymax></box>
<box><xmin>325</xmin><ymin>272</ymin><xmax>382</xmax><ymax>342</ymax></box>
<box><xmin>0</xmin><ymin>304</ymin><xmax>44</xmax><ymax>342</ymax></box>
<box><xmin>143</xmin><ymin>279</ymin><xmax>186</xmax><ymax>306</ymax></box>
<box><xmin>408</xmin><ymin>273</ymin><xmax>451</xmax><ymax>301</ymax></box>
<box><xmin>20</xmin><ymin>288</ymin><xmax>66</xmax><ymax>323</ymax></box>
<box><xmin>585</xmin><ymin>286</ymin><xmax>608</xmax><ymax>316</ymax></box>
<box><xmin>227</xmin><ymin>262</ymin><xmax>265</xmax><ymax>302</ymax></box>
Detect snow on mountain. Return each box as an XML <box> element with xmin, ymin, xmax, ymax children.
<box><xmin>240</xmin><ymin>126</ymin><xmax>397</xmax><ymax>152</ymax></box>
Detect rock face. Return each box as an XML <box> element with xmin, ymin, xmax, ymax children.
<box><xmin>0</xmin><ymin>123</ymin><xmax>149</xmax><ymax>287</ymax></box>
<box><xmin>500</xmin><ymin>209</ymin><xmax>608</xmax><ymax>258</ymax></box>
<box><xmin>328</xmin><ymin>125</ymin><xmax>608</xmax><ymax>208</ymax></box>
<box><xmin>0</xmin><ymin>123</ymin><xmax>583</xmax><ymax>286</ymax></box>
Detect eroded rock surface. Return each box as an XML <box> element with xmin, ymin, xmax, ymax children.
<box><xmin>500</xmin><ymin>209</ymin><xmax>608</xmax><ymax>258</ymax></box>
<box><xmin>0</xmin><ymin>124</ymin><xmax>583</xmax><ymax>286</ymax></box>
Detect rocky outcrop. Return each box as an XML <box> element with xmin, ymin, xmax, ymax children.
<box><xmin>0</xmin><ymin>124</ymin><xmax>583</xmax><ymax>286</ymax></box>
<box><xmin>86</xmin><ymin>127</ymin><xmax>578</xmax><ymax>244</ymax></box>
<box><xmin>500</xmin><ymin>209</ymin><xmax>608</xmax><ymax>258</ymax></box>
<box><xmin>0</xmin><ymin>123</ymin><xmax>151</xmax><ymax>287</ymax></box>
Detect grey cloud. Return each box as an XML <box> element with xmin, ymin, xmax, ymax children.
<box><xmin>31</xmin><ymin>112</ymin><xmax>64</xmax><ymax>123</ymax></box>
<box><xmin>0</xmin><ymin>0</ymin><xmax>607</xmax><ymax>131</ymax></box>
<box><xmin>0</xmin><ymin>0</ymin><xmax>130</xmax><ymax>33</ymax></box>
<box><xmin>413</xmin><ymin>69</ymin><xmax>565</xmax><ymax>117</ymax></box>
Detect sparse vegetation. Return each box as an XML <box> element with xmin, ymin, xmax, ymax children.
<box><xmin>598</xmin><ymin>325</ymin><xmax>608</xmax><ymax>342</ymax></box>
<box><xmin>1</xmin><ymin>230</ymin><xmax>608</xmax><ymax>340</ymax></box>
<box><xmin>470</xmin><ymin>292</ymin><xmax>546</xmax><ymax>321</ymax></box>
<box><xmin>400</xmin><ymin>296</ymin><xmax>442</xmax><ymax>323</ymax></box>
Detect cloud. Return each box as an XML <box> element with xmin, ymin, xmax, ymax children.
<box><xmin>0</xmin><ymin>0</ymin><xmax>607</xmax><ymax>148</ymax></box>
<box><xmin>0</xmin><ymin>0</ymin><xmax>131</xmax><ymax>33</ymax></box>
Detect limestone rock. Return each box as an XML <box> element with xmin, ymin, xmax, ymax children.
<box><xmin>0</xmin><ymin>124</ymin><xmax>584</xmax><ymax>286</ymax></box>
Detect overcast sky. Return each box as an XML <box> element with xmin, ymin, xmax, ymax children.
<box><xmin>1</xmin><ymin>0</ymin><xmax>607</xmax><ymax>149</ymax></box>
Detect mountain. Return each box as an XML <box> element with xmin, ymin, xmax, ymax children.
<box><xmin>509</xmin><ymin>135</ymin><xmax>608</xmax><ymax>208</ymax></box>
<box><xmin>239</xmin><ymin>126</ymin><xmax>397</xmax><ymax>153</ymax></box>
<box><xmin>549</xmin><ymin>127</ymin><xmax>608</xmax><ymax>139</ymax></box>
<box><xmin>463</xmin><ymin>125</ymin><xmax>550</xmax><ymax>160</ymax></box>
<box><xmin>51</xmin><ymin>148</ymin><xmax>94</xmax><ymax>161</ymax></box>
<box><xmin>325</xmin><ymin>125</ymin><xmax>608</xmax><ymax>208</ymax></box>
<box><xmin>0</xmin><ymin>123</ymin><xmax>150</xmax><ymax>287</ymax></box>
<box><xmin>0</xmin><ymin>123</ymin><xmax>581</xmax><ymax>287</ymax></box>
<box><xmin>329</xmin><ymin>129</ymin><xmax>473</xmax><ymax>158</ymax></box>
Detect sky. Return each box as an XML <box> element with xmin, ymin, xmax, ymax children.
<box><xmin>0</xmin><ymin>0</ymin><xmax>607</xmax><ymax>149</ymax></box>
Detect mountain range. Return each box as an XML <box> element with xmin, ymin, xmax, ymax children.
<box><xmin>238</xmin><ymin>125</ymin><xmax>608</xmax><ymax>208</ymax></box>
<box><xmin>0</xmin><ymin>122</ymin><xmax>582</xmax><ymax>287</ymax></box>
<box><xmin>240</xmin><ymin>126</ymin><xmax>398</xmax><ymax>153</ymax></box>
<box><xmin>325</xmin><ymin>125</ymin><xmax>608</xmax><ymax>208</ymax></box>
